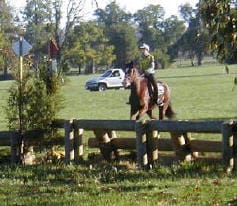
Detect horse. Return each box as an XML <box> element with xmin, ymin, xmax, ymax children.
<box><xmin>123</xmin><ymin>62</ymin><xmax>175</xmax><ymax>120</ymax></box>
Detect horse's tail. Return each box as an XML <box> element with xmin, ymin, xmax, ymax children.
<box><xmin>165</xmin><ymin>102</ymin><xmax>176</xmax><ymax>119</ymax></box>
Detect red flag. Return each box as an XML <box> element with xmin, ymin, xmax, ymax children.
<box><xmin>49</xmin><ymin>39</ymin><xmax>59</xmax><ymax>58</ymax></box>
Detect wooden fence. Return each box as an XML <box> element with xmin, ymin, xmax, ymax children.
<box><xmin>65</xmin><ymin>119</ymin><xmax>237</xmax><ymax>172</ymax></box>
<box><xmin>0</xmin><ymin>119</ymin><xmax>236</xmax><ymax>172</ymax></box>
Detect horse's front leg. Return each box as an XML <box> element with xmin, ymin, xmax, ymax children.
<box><xmin>139</xmin><ymin>101</ymin><xmax>149</xmax><ymax>117</ymax></box>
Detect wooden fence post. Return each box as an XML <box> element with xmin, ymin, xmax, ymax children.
<box><xmin>146</xmin><ymin>123</ymin><xmax>158</xmax><ymax>168</ymax></box>
<box><xmin>74</xmin><ymin>119</ymin><xmax>84</xmax><ymax>163</ymax></box>
<box><xmin>222</xmin><ymin>121</ymin><xmax>235</xmax><ymax>173</ymax></box>
<box><xmin>234</xmin><ymin>124</ymin><xmax>237</xmax><ymax>171</ymax></box>
<box><xmin>64</xmin><ymin>119</ymin><xmax>74</xmax><ymax>164</ymax></box>
<box><xmin>135</xmin><ymin>120</ymin><xmax>148</xmax><ymax>169</ymax></box>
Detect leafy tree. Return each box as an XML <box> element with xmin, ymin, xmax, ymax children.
<box><xmin>0</xmin><ymin>0</ymin><xmax>16</xmax><ymax>77</ymax></box>
<box><xmin>52</xmin><ymin>0</ymin><xmax>85</xmax><ymax>62</ymax></box>
<box><xmin>107</xmin><ymin>23</ymin><xmax>138</xmax><ymax>67</ymax></box>
<box><xmin>94</xmin><ymin>2</ymin><xmax>136</xmax><ymax>68</ymax></box>
<box><xmin>200</xmin><ymin>0</ymin><xmax>237</xmax><ymax>63</ymax></box>
<box><xmin>134</xmin><ymin>4</ymin><xmax>185</xmax><ymax>68</ymax></box>
<box><xmin>22</xmin><ymin>0</ymin><xmax>53</xmax><ymax>70</ymax></box>
<box><xmin>95</xmin><ymin>1</ymin><xmax>131</xmax><ymax>26</ymax></box>
<box><xmin>63</xmin><ymin>21</ymin><xmax>115</xmax><ymax>73</ymax></box>
<box><xmin>169</xmin><ymin>3</ymin><xmax>209</xmax><ymax>66</ymax></box>
<box><xmin>6</xmin><ymin>58</ymin><xmax>63</xmax><ymax>163</ymax></box>
<box><xmin>134</xmin><ymin>4</ymin><xmax>165</xmax><ymax>48</ymax></box>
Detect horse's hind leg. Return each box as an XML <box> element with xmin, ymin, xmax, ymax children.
<box><xmin>147</xmin><ymin>110</ymin><xmax>156</xmax><ymax>120</ymax></box>
<box><xmin>159</xmin><ymin>106</ymin><xmax>164</xmax><ymax>120</ymax></box>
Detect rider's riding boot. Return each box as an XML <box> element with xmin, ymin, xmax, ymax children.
<box><xmin>152</xmin><ymin>82</ymin><xmax>158</xmax><ymax>105</ymax></box>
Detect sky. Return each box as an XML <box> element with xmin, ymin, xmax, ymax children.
<box><xmin>83</xmin><ymin>0</ymin><xmax>199</xmax><ymax>18</ymax></box>
<box><xmin>8</xmin><ymin>0</ymin><xmax>199</xmax><ymax>21</ymax></box>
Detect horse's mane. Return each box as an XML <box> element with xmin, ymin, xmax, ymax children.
<box><xmin>125</xmin><ymin>61</ymin><xmax>142</xmax><ymax>75</ymax></box>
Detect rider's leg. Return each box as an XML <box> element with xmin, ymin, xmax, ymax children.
<box><xmin>148</xmin><ymin>74</ymin><xmax>158</xmax><ymax>104</ymax></box>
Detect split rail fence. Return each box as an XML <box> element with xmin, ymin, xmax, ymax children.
<box><xmin>0</xmin><ymin>119</ymin><xmax>236</xmax><ymax>172</ymax></box>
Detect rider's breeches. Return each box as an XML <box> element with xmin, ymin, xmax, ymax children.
<box><xmin>145</xmin><ymin>73</ymin><xmax>158</xmax><ymax>100</ymax></box>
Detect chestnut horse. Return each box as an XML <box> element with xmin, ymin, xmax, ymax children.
<box><xmin>123</xmin><ymin>62</ymin><xmax>175</xmax><ymax>120</ymax></box>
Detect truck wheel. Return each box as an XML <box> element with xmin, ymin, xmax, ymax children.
<box><xmin>98</xmin><ymin>84</ymin><xmax>107</xmax><ymax>91</ymax></box>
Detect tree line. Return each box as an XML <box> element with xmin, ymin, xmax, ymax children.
<box><xmin>0</xmin><ymin>0</ymin><xmax>211</xmax><ymax>75</ymax></box>
<box><xmin>1</xmin><ymin>0</ymin><xmax>237</xmax><ymax>75</ymax></box>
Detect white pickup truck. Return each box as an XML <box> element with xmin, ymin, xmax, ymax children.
<box><xmin>85</xmin><ymin>68</ymin><xmax>126</xmax><ymax>91</ymax></box>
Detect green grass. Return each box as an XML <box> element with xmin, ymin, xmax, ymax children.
<box><xmin>62</xmin><ymin>64</ymin><xmax>237</xmax><ymax>121</ymax></box>
<box><xmin>0</xmin><ymin>163</ymin><xmax>236</xmax><ymax>205</ymax></box>
<box><xmin>1</xmin><ymin>63</ymin><xmax>237</xmax><ymax>126</ymax></box>
<box><xmin>0</xmin><ymin>63</ymin><xmax>237</xmax><ymax>205</ymax></box>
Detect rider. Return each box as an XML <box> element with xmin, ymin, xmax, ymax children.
<box><xmin>139</xmin><ymin>43</ymin><xmax>158</xmax><ymax>105</ymax></box>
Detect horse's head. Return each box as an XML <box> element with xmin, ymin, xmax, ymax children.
<box><xmin>123</xmin><ymin>61</ymin><xmax>140</xmax><ymax>88</ymax></box>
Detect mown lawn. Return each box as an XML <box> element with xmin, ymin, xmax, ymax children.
<box><xmin>0</xmin><ymin>163</ymin><xmax>237</xmax><ymax>205</ymax></box>
<box><xmin>0</xmin><ymin>63</ymin><xmax>237</xmax><ymax>205</ymax></box>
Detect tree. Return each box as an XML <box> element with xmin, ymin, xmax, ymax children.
<box><xmin>0</xmin><ymin>0</ymin><xmax>16</xmax><ymax>77</ymax></box>
<box><xmin>6</xmin><ymin>54</ymin><xmax>64</xmax><ymax>164</ymax></box>
<box><xmin>134</xmin><ymin>4</ymin><xmax>186</xmax><ymax>68</ymax></box>
<box><xmin>200</xmin><ymin>0</ymin><xmax>237</xmax><ymax>63</ymax></box>
<box><xmin>95</xmin><ymin>1</ymin><xmax>131</xmax><ymax>26</ymax></box>
<box><xmin>63</xmin><ymin>21</ymin><xmax>115</xmax><ymax>73</ymax></box>
<box><xmin>53</xmin><ymin>0</ymin><xmax>85</xmax><ymax>61</ymax></box>
<box><xmin>169</xmin><ymin>3</ymin><xmax>209</xmax><ymax>66</ymax></box>
<box><xmin>94</xmin><ymin>2</ymin><xmax>137</xmax><ymax>68</ymax></box>
<box><xmin>22</xmin><ymin>0</ymin><xmax>53</xmax><ymax>70</ymax></box>
<box><xmin>134</xmin><ymin>4</ymin><xmax>165</xmax><ymax>48</ymax></box>
<box><xmin>107</xmin><ymin>23</ymin><xmax>138</xmax><ymax>67</ymax></box>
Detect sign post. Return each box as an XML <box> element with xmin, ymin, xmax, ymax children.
<box><xmin>12</xmin><ymin>37</ymin><xmax>32</xmax><ymax>163</ymax></box>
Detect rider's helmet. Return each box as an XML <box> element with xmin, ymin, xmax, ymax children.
<box><xmin>139</xmin><ymin>43</ymin><xmax>150</xmax><ymax>52</ymax></box>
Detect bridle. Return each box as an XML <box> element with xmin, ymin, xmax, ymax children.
<box><xmin>125</xmin><ymin>67</ymin><xmax>141</xmax><ymax>83</ymax></box>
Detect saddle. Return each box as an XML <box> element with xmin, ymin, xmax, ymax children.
<box><xmin>147</xmin><ymin>80</ymin><xmax>164</xmax><ymax>106</ymax></box>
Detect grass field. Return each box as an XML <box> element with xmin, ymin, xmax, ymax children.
<box><xmin>0</xmin><ymin>63</ymin><xmax>237</xmax><ymax>205</ymax></box>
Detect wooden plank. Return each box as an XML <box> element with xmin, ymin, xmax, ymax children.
<box><xmin>0</xmin><ymin>131</ymin><xmax>12</xmax><ymax>146</ymax></box>
<box><xmin>149</xmin><ymin>120</ymin><xmax>224</xmax><ymax>133</ymax></box>
<box><xmin>191</xmin><ymin>140</ymin><xmax>221</xmax><ymax>152</ymax></box>
<box><xmin>88</xmin><ymin>137</ymin><xmax>222</xmax><ymax>153</ymax></box>
<box><xmin>74</xmin><ymin>119</ymin><xmax>136</xmax><ymax>131</ymax></box>
<box><xmin>51</xmin><ymin>119</ymin><xmax>65</xmax><ymax>128</ymax></box>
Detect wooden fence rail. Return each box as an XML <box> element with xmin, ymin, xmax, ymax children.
<box><xmin>88</xmin><ymin>138</ymin><xmax>222</xmax><ymax>153</ymax></box>
<box><xmin>65</xmin><ymin>119</ymin><xmax>237</xmax><ymax>171</ymax></box>
<box><xmin>0</xmin><ymin>119</ymin><xmax>236</xmax><ymax>172</ymax></box>
<box><xmin>148</xmin><ymin>120</ymin><xmax>224</xmax><ymax>133</ymax></box>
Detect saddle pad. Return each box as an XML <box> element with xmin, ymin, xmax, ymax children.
<box><xmin>157</xmin><ymin>82</ymin><xmax>164</xmax><ymax>96</ymax></box>
<box><xmin>157</xmin><ymin>82</ymin><xmax>165</xmax><ymax>105</ymax></box>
